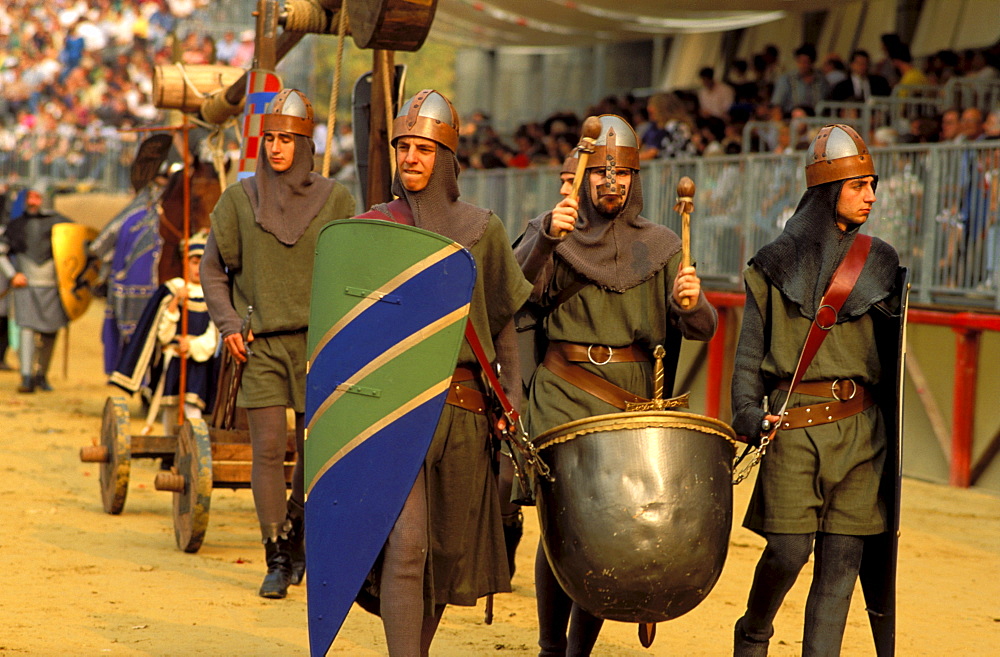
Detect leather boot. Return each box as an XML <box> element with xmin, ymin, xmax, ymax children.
<box><xmin>734</xmin><ymin>619</ymin><xmax>769</xmax><ymax>657</ymax></box>
<box><xmin>259</xmin><ymin>532</ymin><xmax>293</xmax><ymax>599</ymax></box>
<box><xmin>502</xmin><ymin>508</ymin><xmax>523</xmax><ymax>578</ymax></box>
<box><xmin>286</xmin><ymin>499</ymin><xmax>306</xmax><ymax>586</ymax></box>
<box><xmin>17</xmin><ymin>375</ymin><xmax>35</xmax><ymax>393</ymax></box>
<box><xmin>34</xmin><ymin>374</ymin><xmax>53</xmax><ymax>392</ymax></box>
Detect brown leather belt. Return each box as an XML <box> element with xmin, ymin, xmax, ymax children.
<box><xmin>542</xmin><ymin>343</ymin><xmax>649</xmax><ymax>410</ymax></box>
<box><xmin>548</xmin><ymin>341</ymin><xmax>650</xmax><ymax>365</ymax></box>
<box><xmin>445</xmin><ymin>367</ymin><xmax>487</xmax><ymax>414</ymax></box>
<box><xmin>776</xmin><ymin>378</ymin><xmax>869</xmax><ymax>401</ymax></box>
<box><xmin>778</xmin><ymin>386</ymin><xmax>876</xmax><ymax>430</ymax></box>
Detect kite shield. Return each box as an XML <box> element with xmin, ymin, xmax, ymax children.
<box><xmin>52</xmin><ymin>222</ymin><xmax>99</xmax><ymax>321</ymax></box>
<box><xmin>304</xmin><ymin>219</ymin><xmax>476</xmax><ymax>657</ymax></box>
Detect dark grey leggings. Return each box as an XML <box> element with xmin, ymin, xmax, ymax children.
<box><xmin>534</xmin><ymin>540</ymin><xmax>604</xmax><ymax>656</ymax></box>
<box><xmin>740</xmin><ymin>532</ymin><xmax>864</xmax><ymax>656</ymax></box>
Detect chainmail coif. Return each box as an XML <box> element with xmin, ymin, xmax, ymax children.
<box><xmin>242</xmin><ymin>134</ymin><xmax>334</xmax><ymax>246</ymax></box>
<box><xmin>390</xmin><ymin>148</ymin><xmax>490</xmax><ymax>249</ymax></box>
<box><xmin>549</xmin><ymin>171</ymin><xmax>681</xmax><ymax>293</ymax></box>
<box><xmin>751</xmin><ymin>177</ymin><xmax>898</xmax><ymax>322</ymax></box>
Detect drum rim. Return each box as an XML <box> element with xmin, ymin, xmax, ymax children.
<box><xmin>533</xmin><ymin>410</ymin><xmax>738</xmax><ymax>452</ymax></box>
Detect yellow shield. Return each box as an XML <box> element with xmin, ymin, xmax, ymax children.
<box><xmin>52</xmin><ymin>223</ymin><xmax>99</xmax><ymax>321</ymax></box>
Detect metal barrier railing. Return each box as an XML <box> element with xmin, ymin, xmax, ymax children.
<box><xmin>3</xmin><ymin>137</ymin><xmax>997</xmax><ymax>310</ymax></box>
<box><xmin>461</xmin><ymin>141</ymin><xmax>1000</xmax><ymax>311</ymax></box>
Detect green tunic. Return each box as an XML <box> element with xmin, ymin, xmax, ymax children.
<box><xmin>209</xmin><ymin>181</ymin><xmax>355</xmax><ymax>410</ymax></box>
<box><xmin>522</xmin><ymin>243</ymin><xmax>718</xmax><ymax>437</ymax></box>
<box><xmin>739</xmin><ymin>264</ymin><xmax>887</xmax><ymax>536</ymax></box>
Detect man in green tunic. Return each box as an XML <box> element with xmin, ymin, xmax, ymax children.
<box><xmin>200</xmin><ymin>89</ymin><xmax>356</xmax><ymax>599</ymax></box>
<box><xmin>514</xmin><ymin>114</ymin><xmax>718</xmax><ymax>656</ymax></box>
<box><xmin>730</xmin><ymin>124</ymin><xmax>903</xmax><ymax>656</ymax></box>
<box><xmin>355</xmin><ymin>89</ymin><xmax>532</xmax><ymax>657</ymax></box>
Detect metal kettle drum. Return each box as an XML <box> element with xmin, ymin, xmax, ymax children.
<box><xmin>533</xmin><ymin>410</ymin><xmax>738</xmax><ymax>623</ymax></box>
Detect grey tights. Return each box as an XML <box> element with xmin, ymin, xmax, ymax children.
<box><xmin>380</xmin><ymin>469</ymin><xmax>444</xmax><ymax>657</ymax></box>
<box><xmin>246</xmin><ymin>406</ymin><xmax>304</xmax><ymax>536</ymax></box>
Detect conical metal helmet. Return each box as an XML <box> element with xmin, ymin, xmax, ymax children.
<box><xmin>591</xmin><ymin>114</ymin><xmax>640</xmax><ymax>172</ymax></box>
<box><xmin>392</xmin><ymin>89</ymin><xmax>460</xmax><ymax>152</ymax></box>
<box><xmin>805</xmin><ymin>124</ymin><xmax>876</xmax><ymax>187</ymax></box>
<box><xmin>262</xmin><ymin>88</ymin><xmax>314</xmax><ymax>137</ymax></box>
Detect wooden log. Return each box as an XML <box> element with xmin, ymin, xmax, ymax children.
<box><xmin>153</xmin><ymin>64</ymin><xmax>245</xmax><ymax>113</ymax></box>
<box><xmin>346</xmin><ymin>0</ymin><xmax>436</xmax><ymax>52</ymax></box>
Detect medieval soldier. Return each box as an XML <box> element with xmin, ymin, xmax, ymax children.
<box><xmin>514</xmin><ymin>114</ymin><xmax>718</xmax><ymax>656</ymax></box>
<box><xmin>730</xmin><ymin>124</ymin><xmax>906</xmax><ymax>656</ymax></box>
<box><xmin>501</xmin><ymin>147</ymin><xmax>583</xmax><ymax>580</ymax></box>
<box><xmin>200</xmin><ymin>89</ymin><xmax>356</xmax><ymax>599</ymax></box>
<box><xmin>1</xmin><ymin>188</ymin><xmax>71</xmax><ymax>393</ymax></box>
<box><xmin>352</xmin><ymin>89</ymin><xmax>532</xmax><ymax>656</ymax></box>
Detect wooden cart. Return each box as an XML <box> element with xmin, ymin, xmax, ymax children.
<box><xmin>80</xmin><ymin>353</ymin><xmax>295</xmax><ymax>552</ymax></box>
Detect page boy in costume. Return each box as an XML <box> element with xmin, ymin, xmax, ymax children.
<box><xmin>110</xmin><ymin>231</ymin><xmax>218</xmax><ymax>434</ymax></box>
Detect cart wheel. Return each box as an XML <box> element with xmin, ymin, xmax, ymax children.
<box><xmin>99</xmin><ymin>396</ymin><xmax>131</xmax><ymax>514</ymax></box>
<box><xmin>171</xmin><ymin>417</ymin><xmax>213</xmax><ymax>553</ymax></box>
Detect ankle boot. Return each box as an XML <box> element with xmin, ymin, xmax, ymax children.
<box><xmin>34</xmin><ymin>374</ymin><xmax>52</xmax><ymax>392</ymax></box>
<box><xmin>259</xmin><ymin>535</ymin><xmax>293</xmax><ymax>599</ymax></box>
<box><xmin>17</xmin><ymin>375</ymin><xmax>35</xmax><ymax>393</ymax></box>
<box><xmin>286</xmin><ymin>499</ymin><xmax>306</xmax><ymax>586</ymax></box>
<box><xmin>502</xmin><ymin>509</ymin><xmax>523</xmax><ymax>578</ymax></box>
<box><xmin>734</xmin><ymin>619</ymin><xmax>769</xmax><ymax>657</ymax></box>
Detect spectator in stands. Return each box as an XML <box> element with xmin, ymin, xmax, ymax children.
<box><xmin>875</xmin><ymin>34</ymin><xmax>902</xmax><ymax>87</ymax></box>
<box><xmin>230</xmin><ymin>30</ymin><xmax>255</xmax><ymax>69</ymax></box>
<box><xmin>821</xmin><ymin>53</ymin><xmax>848</xmax><ymax>89</ymax></box>
<box><xmin>216</xmin><ymin>31</ymin><xmax>238</xmax><ymax>65</ymax></box>
<box><xmin>771</xmin><ymin>44</ymin><xmax>829</xmax><ymax>115</ymax></box>
<box><xmin>966</xmin><ymin>50</ymin><xmax>1000</xmax><ymax>80</ymax></box>
<box><xmin>830</xmin><ymin>50</ymin><xmax>892</xmax><ymax>102</ymax></box>
<box><xmin>927</xmin><ymin>50</ymin><xmax>961</xmax><ymax>86</ymax></box>
<box><xmin>940</xmin><ymin>108</ymin><xmax>962</xmax><ymax>142</ymax></box>
<box><xmin>697</xmin><ymin>66</ymin><xmax>734</xmax><ymax>120</ymax></box>
<box><xmin>889</xmin><ymin>42</ymin><xmax>928</xmax><ymax>94</ymax></box>
<box><xmin>640</xmin><ymin>92</ymin><xmax>697</xmax><ymax>160</ymax></box>
<box><xmin>960</xmin><ymin>107</ymin><xmax>986</xmax><ymax>142</ymax></box>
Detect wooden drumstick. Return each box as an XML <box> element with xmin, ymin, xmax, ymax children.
<box><xmin>557</xmin><ymin>116</ymin><xmax>603</xmax><ymax>238</ymax></box>
<box><xmin>674</xmin><ymin>177</ymin><xmax>695</xmax><ymax>309</ymax></box>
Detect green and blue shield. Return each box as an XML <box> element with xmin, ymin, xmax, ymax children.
<box><xmin>304</xmin><ymin>219</ymin><xmax>476</xmax><ymax>656</ymax></box>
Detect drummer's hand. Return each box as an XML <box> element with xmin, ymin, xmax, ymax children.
<box><xmin>548</xmin><ymin>197</ymin><xmax>578</xmax><ymax>238</ymax></box>
<box><xmin>672</xmin><ymin>266</ymin><xmax>701</xmax><ymax>306</ymax></box>
<box><xmin>224</xmin><ymin>329</ymin><xmax>253</xmax><ymax>363</ymax></box>
<box><xmin>11</xmin><ymin>272</ymin><xmax>27</xmax><ymax>288</ymax></box>
<box><xmin>176</xmin><ymin>335</ymin><xmax>190</xmax><ymax>356</ymax></box>
<box><xmin>760</xmin><ymin>414</ymin><xmax>781</xmax><ymax>438</ymax></box>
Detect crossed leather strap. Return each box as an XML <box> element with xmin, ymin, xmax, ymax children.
<box><xmin>768</xmin><ymin>233</ymin><xmax>874</xmax><ymax>434</ymax></box>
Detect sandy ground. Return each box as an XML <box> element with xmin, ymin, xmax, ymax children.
<box><xmin>1</xmin><ymin>195</ymin><xmax>997</xmax><ymax>655</ymax></box>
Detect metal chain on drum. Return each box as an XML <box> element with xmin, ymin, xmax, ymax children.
<box><xmin>732</xmin><ymin>434</ymin><xmax>771</xmax><ymax>485</ymax></box>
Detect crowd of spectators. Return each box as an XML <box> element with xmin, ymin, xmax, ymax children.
<box><xmin>0</xmin><ymin>0</ymin><xmax>221</xmax><ymax>185</ymax></box>
<box><xmin>2</xmin><ymin>4</ymin><xmax>999</xmax><ymax>184</ymax></box>
<box><xmin>456</xmin><ymin>36</ymin><xmax>1000</xmax><ymax>171</ymax></box>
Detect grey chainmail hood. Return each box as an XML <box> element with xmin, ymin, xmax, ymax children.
<box><xmin>241</xmin><ymin>134</ymin><xmax>335</xmax><ymax>246</ymax></box>
<box><xmin>751</xmin><ymin>177</ymin><xmax>898</xmax><ymax>321</ymax></box>
<box><xmin>390</xmin><ymin>147</ymin><xmax>490</xmax><ymax>248</ymax></box>
<box><xmin>546</xmin><ymin>170</ymin><xmax>681</xmax><ymax>292</ymax></box>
